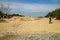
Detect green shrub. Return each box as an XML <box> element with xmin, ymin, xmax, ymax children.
<box><xmin>45</xmin><ymin>8</ymin><xmax>60</xmax><ymax>20</ymax></box>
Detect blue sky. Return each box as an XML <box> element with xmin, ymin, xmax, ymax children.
<box><xmin>0</xmin><ymin>0</ymin><xmax>60</xmax><ymax>16</ymax></box>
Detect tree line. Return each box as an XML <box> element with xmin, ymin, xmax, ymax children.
<box><xmin>45</xmin><ymin>8</ymin><xmax>60</xmax><ymax>20</ymax></box>
<box><xmin>0</xmin><ymin>11</ymin><xmax>25</xmax><ymax>18</ymax></box>
<box><xmin>0</xmin><ymin>4</ymin><xmax>24</xmax><ymax>18</ymax></box>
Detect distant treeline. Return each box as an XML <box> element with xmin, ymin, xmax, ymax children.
<box><xmin>0</xmin><ymin>4</ymin><xmax>25</xmax><ymax>18</ymax></box>
<box><xmin>0</xmin><ymin>11</ymin><xmax>25</xmax><ymax>18</ymax></box>
<box><xmin>45</xmin><ymin>8</ymin><xmax>60</xmax><ymax>20</ymax></box>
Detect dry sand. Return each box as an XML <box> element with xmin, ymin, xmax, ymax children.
<box><xmin>0</xmin><ymin>16</ymin><xmax>60</xmax><ymax>35</ymax></box>
<box><xmin>0</xmin><ymin>16</ymin><xmax>60</xmax><ymax>40</ymax></box>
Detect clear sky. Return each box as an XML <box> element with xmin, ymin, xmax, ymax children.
<box><xmin>0</xmin><ymin>0</ymin><xmax>60</xmax><ymax>16</ymax></box>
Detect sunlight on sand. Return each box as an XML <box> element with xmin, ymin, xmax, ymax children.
<box><xmin>0</xmin><ymin>16</ymin><xmax>60</xmax><ymax>40</ymax></box>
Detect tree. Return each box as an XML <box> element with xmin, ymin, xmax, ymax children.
<box><xmin>55</xmin><ymin>9</ymin><xmax>60</xmax><ymax>20</ymax></box>
<box><xmin>45</xmin><ymin>8</ymin><xmax>60</xmax><ymax>20</ymax></box>
<box><xmin>0</xmin><ymin>3</ymin><xmax>25</xmax><ymax>18</ymax></box>
<box><xmin>0</xmin><ymin>4</ymin><xmax>11</xmax><ymax>18</ymax></box>
<box><xmin>0</xmin><ymin>4</ymin><xmax>11</xmax><ymax>14</ymax></box>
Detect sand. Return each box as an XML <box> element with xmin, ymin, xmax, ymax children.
<box><xmin>0</xmin><ymin>16</ymin><xmax>60</xmax><ymax>34</ymax></box>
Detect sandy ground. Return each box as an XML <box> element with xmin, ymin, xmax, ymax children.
<box><xmin>0</xmin><ymin>16</ymin><xmax>60</xmax><ymax>35</ymax></box>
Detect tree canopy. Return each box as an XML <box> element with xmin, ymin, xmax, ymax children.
<box><xmin>45</xmin><ymin>8</ymin><xmax>60</xmax><ymax>20</ymax></box>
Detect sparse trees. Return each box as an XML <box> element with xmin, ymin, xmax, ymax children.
<box><xmin>0</xmin><ymin>3</ymin><xmax>25</xmax><ymax>18</ymax></box>
<box><xmin>0</xmin><ymin>4</ymin><xmax>11</xmax><ymax>14</ymax></box>
<box><xmin>0</xmin><ymin>4</ymin><xmax>11</xmax><ymax>18</ymax></box>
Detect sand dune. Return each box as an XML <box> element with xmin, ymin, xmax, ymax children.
<box><xmin>0</xmin><ymin>16</ymin><xmax>60</xmax><ymax>40</ymax></box>
<box><xmin>0</xmin><ymin>16</ymin><xmax>60</xmax><ymax>35</ymax></box>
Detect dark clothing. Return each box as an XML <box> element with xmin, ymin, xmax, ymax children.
<box><xmin>49</xmin><ymin>17</ymin><xmax>52</xmax><ymax>24</ymax></box>
<box><xmin>49</xmin><ymin>18</ymin><xmax>51</xmax><ymax>22</ymax></box>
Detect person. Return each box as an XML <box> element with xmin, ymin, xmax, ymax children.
<box><xmin>49</xmin><ymin>16</ymin><xmax>52</xmax><ymax>24</ymax></box>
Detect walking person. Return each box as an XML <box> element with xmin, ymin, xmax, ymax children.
<box><xmin>49</xmin><ymin>16</ymin><xmax>52</xmax><ymax>24</ymax></box>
